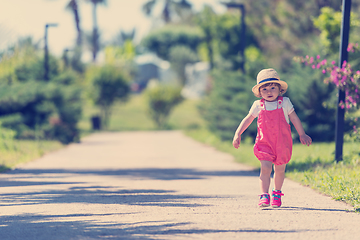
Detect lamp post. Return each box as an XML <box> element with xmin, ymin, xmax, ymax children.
<box><xmin>44</xmin><ymin>23</ymin><xmax>58</xmax><ymax>81</ymax></box>
<box><xmin>220</xmin><ymin>1</ymin><xmax>246</xmax><ymax>73</ymax></box>
<box><xmin>335</xmin><ymin>0</ymin><xmax>351</xmax><ymax>162</ymax></box>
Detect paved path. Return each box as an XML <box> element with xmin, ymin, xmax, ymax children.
<box><xmin>0</xmin><ymin>131</ymin><xmax>359</xmax><ymax>240</ymax></box>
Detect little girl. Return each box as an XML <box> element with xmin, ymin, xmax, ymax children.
<box><xmin>232</xmin><ymin>68</ymin><xmax>312</xmax><ymax>208</ymax></box>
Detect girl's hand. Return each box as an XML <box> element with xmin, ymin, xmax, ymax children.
<box><xmin>299</xmin><ymin>134</ymin><xmax>312</xmax><ymax>146</ymax></box>
<box><xmin>232</xmin><ymin>135</ymin><xmax>241</xmax><ymax>149</ymax></box>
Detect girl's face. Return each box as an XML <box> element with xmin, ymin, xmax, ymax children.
<box><xmin>259</xmin><ymin>83</ymin><xmax>280</xmax><ymax>102</ymax></box>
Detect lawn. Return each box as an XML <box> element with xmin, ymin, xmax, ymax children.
<box><xmin>0</xmin><ymin>139</ymin><xmax>63</xmax><ymax>172</ymax></box>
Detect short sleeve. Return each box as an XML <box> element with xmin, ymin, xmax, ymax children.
<box><xmin>283</xmin><ymin>97</ymin><xmax>294</xmax><ymax>115</ymax></box>
<box><xmin>249</xmin><ymin>100</ymin><xmax>261</xmax><ymax>118</ymax></box>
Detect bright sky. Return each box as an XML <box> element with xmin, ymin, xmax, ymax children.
<box><xmin>0</xmin><ymin>0</ymin><xmax>226</xmax><ymax>61</ymax></box>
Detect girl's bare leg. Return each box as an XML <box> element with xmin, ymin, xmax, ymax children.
<box><xmin>273</xmin><ymin>164</ymin><xmax>286</xmax><ymax>191</ymax></box>
<box><xmin>259</xmin><ymin>161</ymin><xmax>272</xmax><ymax>193</ymax></box>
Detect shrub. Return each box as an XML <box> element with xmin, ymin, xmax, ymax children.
<box><xmin>199</xmin><ymin>70</ymin><xmax>256</xmax><ymax>141</ymax></box>
<box><xmin>145</xmin><ymin>83</ymin><xmax>183</xmax><ymax>129</ymax></box>
<box><xmin>141</xmin><ymin>25</ymin><xmax>204</xmax><ymax>61</ymax></box>
<box><xmin>90</xmin><ymin>65</ymin><xmax>130</xmax><ymax>129</ymax></box>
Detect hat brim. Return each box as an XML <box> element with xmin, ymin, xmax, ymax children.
<box><xmin>252</xmin><ymin>80</ymin><xmax>288</xmax><ymax>98</ymax></box>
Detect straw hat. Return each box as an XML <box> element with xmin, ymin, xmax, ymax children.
<box><xmin>252</xmin><ymin>68</ymin><xmax>288</xmax><ymax>98</ymax></box>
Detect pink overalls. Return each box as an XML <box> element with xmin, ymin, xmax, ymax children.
<box><xmin>254</xmin><ymin>96</ymin><xmax>292</xmax><ymax>165</ymax></box>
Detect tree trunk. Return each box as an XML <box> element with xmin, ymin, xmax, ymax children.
<box><xmin>92</xmin><ymin>2</ymin><xmax>98</xmax><ymax>62</ymax></box>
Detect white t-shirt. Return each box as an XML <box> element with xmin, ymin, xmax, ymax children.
<box><xmin>249</xmin><ymin>97</ymin><xmax>294</xmax><ymax>124</ymax></box>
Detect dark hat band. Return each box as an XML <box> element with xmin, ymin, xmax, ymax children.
<box><xmin>258</xmin><ymin>78</ymin><xmax>279</xmax><ymax>84</ymax></box>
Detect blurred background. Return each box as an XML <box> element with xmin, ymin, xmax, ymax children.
<box><xmin>0</xmin><ymin>0</ymin><xmax>360</xmax><ymax>146</ymax></box>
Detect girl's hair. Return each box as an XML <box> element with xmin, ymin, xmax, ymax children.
<box><xmin>259</xmin><ymin>82</ymin><xmax>285</xmax><ymax>95</ymax></box>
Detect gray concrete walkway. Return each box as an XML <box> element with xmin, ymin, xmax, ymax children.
<box><xmin>0</xmin><ymin>131</ymin><xmax>359</xmax><ymax>240</ymax></box>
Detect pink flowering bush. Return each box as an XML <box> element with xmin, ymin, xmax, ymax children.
<box><xmin>294</xmin><ymin>43</ymin><xmax>360</xmax><ymax>140</ymax></box>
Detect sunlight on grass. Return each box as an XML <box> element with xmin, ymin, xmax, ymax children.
<box><xmin>0</xmin><ymin>140</ymin><xmax>63</xmax><ymax>172</ymax></box>
<box><xmin>106</xmin><ymin>94</ymin><xmax>205</xmax><ymax>131</ymax></box>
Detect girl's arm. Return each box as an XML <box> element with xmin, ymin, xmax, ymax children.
<box><xmin>233</xmin><ymin>114</ymin><xmax>255</xmax><ymax>149</ymax></box>
<box><xmin>289</xmin><ymin>111</ymin><xmax>312</xmax><ymax>146</ymax></box>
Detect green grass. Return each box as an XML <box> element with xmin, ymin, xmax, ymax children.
<box><xmin>0</xmin><ymin>140</ymin><xmax>63</xmax><ymax>172</ymax></box>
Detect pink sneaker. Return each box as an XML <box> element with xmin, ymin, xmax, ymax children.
<box><xmin>258</xmin><ymin>193</ymin><xmax>270</xmax><ymax>207</ymax></box>
<box><xmin>271</xmin><ymin>190</ymin><xmax>284</xmax><ymax>208</ymax></box>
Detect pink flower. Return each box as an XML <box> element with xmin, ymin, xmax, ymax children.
<box><xmin>312</xmin><ymin>65</ymin><xmax>316</xmax><ymax>69</ymax></box>
<box><xmin>317</xmin><ymin>55</ymin><xmax>321</xmax><ymax>59</ymax></box>
<box><xmin>332</xmin><ymin>60</ymin><xmax>336</xmax><ymax>65</ymax></box>
<box><xmin>341</xmin><ymin>76</ymin><xmax>347</xmax><ymax>84</ymax></box>
<box><xmin>322</xmin><ymin>69</ymin><xmax>326</xmax><ymax>74</ymax></box>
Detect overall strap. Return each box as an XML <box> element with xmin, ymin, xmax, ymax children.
<box><xmin>260</xmin><ymin>98</ymin><xmax>266</xmax><ymax>110</ymax></box>
<box><xmin>277</xmin><ymin>96</ymin><xmax>283</xmax><ymax>108</ymax></box>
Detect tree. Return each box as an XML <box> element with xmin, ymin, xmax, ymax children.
<box><xmin>85</xmin><ymin>0</ymin><xmax>107</xmax><ymax>62</ymax></box>
<box><xmin>169</xmin><ymin>45</ymin><xmax>198</xmax><ymax>86</ymax></box>
<box><xmin>199</xmin><ymin>70</ymin><xmax>256</xmax><ymax>141</ymax></box>
<box><xmin>142</xmin><ymin>0</ymin><xmax>192</xmax><ymax>23</ymax></box>
<box><xmin>66</xmin><ymin>0</ymin><xmax>82</xmax><ymax>46</ymax></box>
<box><xmin>145</xmin><ymin>83</ymin><xmax>183</xmax><ymax>129</ymax></box>
<box><xmin>90</xmin><ymin>65</ymin><xmax>130</xmax><ymax>129</ymax></box>
<box><xmin>242</xmin><ymin>0</ymin><xmax>342</xmax><ymax>70</ymax></box>
<box><xmin>112</xmin><ymin>28</ymin><xmax>136</xmax><ymax>46</ymax></box>
<box><xmin>194</xmin><ymin>5</ymin><xmax>216</xmax><ymax>69</ymax></box>
<box><xmin>141</xmin><ymin>25</ymin><xmax>204</xmax><ymax>61</ymax></box>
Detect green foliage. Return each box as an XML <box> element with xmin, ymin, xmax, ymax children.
<box><xmin>199</xmin><ymin>70</ymin><xmax>256</xmax><ymax>141</ymax></box>
<box><xmin>141</xmin><ymin>25</ymin><xmax>204</xmax><ymax>61</ymax></box>
<box><xmin>283</xmin><ymin>64</ymin><xmax>339</xmax><ymax>142</ymax></box>
<box><xmin>243</xmin><ymin>1</ymin><xmax>341</xmax><ymax>70</ymax></box>
<box><xmin>89</xmin><ymin>64</ymin><xmax>130</xmax><ymax>129</ymax></box>
<box><xmin>169</xmin><ymin>45</ymin><xmax>198</xmax><ymax>86</ymax></box>
<box><xmin>215</xmin><ymin>12</ymin><xmax>243</xmax><ymax>71</ymax></box>
<box><xmin>0</xmin><ymin>76</ymin><xmax>83</xmax><ymax>144</ymax></box>
<box><xmin>313</xmin><ymin>7</ymin><xmax>342</xmax><ymax>55</ymax></box>
<box><xmin>0</xmin><ymin>123</ymin><xmax>16</xmax><ymax>151</ymax></box>
<box><xmin>313</xmin><ymin>7</ymin><xmax>360</xmax><ymax>56</ymax></box>
<box><xmin>145</xmin><ymin>83</ymin><xmax>183</xmax><ymax>129</ymax></box>
<box><xmin>193</xmin><ymin>5</ymin><xmax>217</xmax><ymax>69</ymax></box>
<box><xmin>194</xmin><ymin>5</ymin><xmax>260</xmax><ymax>71</ymax></box>
<box><xmin>0</xmin><ymin>40</ymin><xmax>83</xmax><ymax>144</ymax></box>
<box><xmin>46</xmin><ymin>73</ymin><xmax>83</xmax><ymax>144</ymax></box>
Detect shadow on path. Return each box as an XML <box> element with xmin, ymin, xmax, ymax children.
<box><xmin>0</xmin><ymin>213</ymin><xmax>332</xmax><ymax>240</ymax></box>
<box><xmin>6</xmin><ymin>167</ymin><xmax>259</xmax><ymax>181</ymax></box>
<box><xmin>0</xmin><ymin>185</ymin><xmax>215</xmax><ymax>208</ymax></box>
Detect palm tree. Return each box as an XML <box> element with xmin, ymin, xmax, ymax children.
<box><xmin>142</xmin><ymin>0</ymin><xmax>192</xmax><ymax>23</ymax></box>
<box><xmin>86</xmin><ymin>0</ymin><xmax>107</xmax><ymax>62</ymax></box>
<box><xmin>66</xmin><ymin>0</ymin><xmax>82</xmax><ymax>46</ymax></box>
<box><xmin>112</xmin><ymin>28</ymin><xmax>136</xmax><ymax>46</ymax></box>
